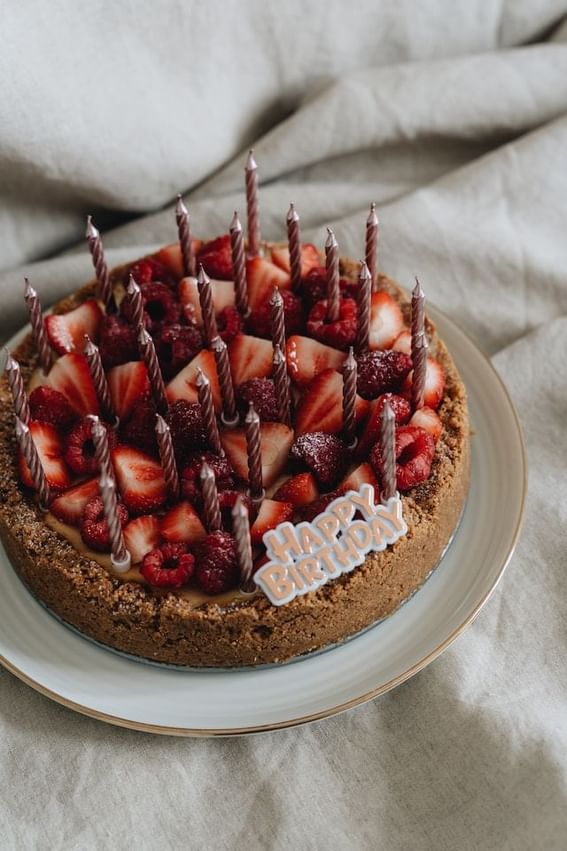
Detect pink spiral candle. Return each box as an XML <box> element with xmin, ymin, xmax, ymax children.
<box><xmin>355</xmin><ymin>261</ymin><xmax>372</xmax><ymax>354</ymax></box>
<box><xmin>325</xmin><ymin>228</ymin><xmax>340</xmax><ymax>323</ymax></box>
<box><xmin>379</xmin><ymin>400</ymin><xmax>397</xmax><ymax>501</ymax></box>
<box><xmin>155</xmin><ymin>414</ymin><xmax>180</xmax><ymax>500</ymax></box>
<box><xmin>84</xmin><ymin>336</ymin><xmax>114</xmax><ymax>421</ymax></box>
<box><xmin>411</xmin><ymin>277</ymin><xmax>425</xmax><ymax>342</ymax></box>
<box><xmin>98</xmin><ymin>472</ymin><xmax>131</xmax><ymax>573</ymax></box>
<box><xmin>200</xmin><ymin>462</ymin><xmax>222</xmax><ymax>532</ymax></box>
<box><xmin>411</xmin><ymin>333</ymin><xmax>428</xmax><ymax>412</ymax></box>
<box><xmin>89</xmin><ymin>415</ymin><xmax>114</xmax><ymax>479</ymax></box>
<box><xmin>176</xmin><ymin>195</ymin><xmax>195</xmax><ymax>277</ymax></box>
<box><xmin>197</xmin><ymin>265</ymin><xmax>218</xmax><ymax>346</ymax></box>
<box><xmin>138</xmin><ymin>328</ymin><xmax>168</xmax><ymax>415</ymax></box>
<box><xmin>365</xmin><ymin>202</ymin><xmax>379</xmax><ymax>292</ymax></box>
<box><xmin>270</xmin><ymin>287</ymin><xmax>286</xmax><ymax>355</ymax></box>
<box><xmin>24</xmin><ymin>278</ymin><xmax>53</xmax><ymax>374</ymax></box>
<box><xmin>126</xmin><ymin>276</ymin><xmax>145</xmax><ymax>333</ymax></box>
<box><xmin>286</xmin><ymin>203</ymin><xmax>302</xmax><ymax>291</ymax></box>
<box><xmin>85</xmin><ymin>216</ymin><xmax>113</xmax><ymax>307</ymax></box>
<box><xmin>15</xmin><ymin>417</ymin><xmax>51</xmax><ymax>509</ymax></box>
<box><xmin>5</xmin><ymin>352</ymin><xmax>30</xmax><ymax>424</ymax></box>
<box><xmin>211</xmin><ymin>336</ymin><xmax>238</xmax><ymax>425</ymax></box>
<box><xmin>230</xmin><ymin>211</ymin><xmax>249</xmax><ymax>316</ymax></box>
<box><xmin>196</xmin><ymin>368</ymin><xmax>223</xmax><ymax>456</ymax></box>
<box><xmin>245</xmin><ymin>403</ymin><xmax>264</xmax><ymax>502</ymax></box>
<box><xmin>342</xmin><ymin>347</ymin><xmax>357</xmax><ymax>447</ymax></box>
<box><xmin>232</xmin><ymin>495</ymin><xmax>255</xmax><ymax>592</ymax></box>
<box><xmin>272</xmin><ymin>344</ymin><xmax>292</xmax><ymax>426</ymax></box>
<box><xmin>245</xmin><ymin>150</ymin><xmax>261</xmax><ymax>257</ymax></box>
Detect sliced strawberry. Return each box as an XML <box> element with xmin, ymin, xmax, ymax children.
<box><xmin>160</xmin><ymin>501</ymin><xmax>206</xmax><ymax>545</ymax></box>
<box><xmin>221</xmin><ymin>423</ymin><xmax>294</xmax><ymax>488</ymax></box>
<box><xmin>228</xmin><ymin>334</ymin><xmax>273</xmax><ymax>387</ymax></box>
<box><xmin>245</xmin><ymin>257</ymin><xmax>291</xmax><ymax>311</ymax></box>
<box><xmin>368</xmin><ymin>292</ymin><xmax>404</xmax><ymax>351</ymax></box>
<box><xmin>285</xmin><ymin>335</ymin><xmax>346</xmax><ymax>386</ymax></box>
<box><xmin>45</xmin><ymin>300</ymin><xmax>103</xmax><ymax>355</ymax></box>
<box><xmin>156</xmin><ymin>240</ymin><xmax>201</xmax><ymax>279</ymax></box>
<box><xmin>337</xmin><ymin>463</ymin><xmax>379</xmax><ymax>495</ymax></box>
<box><xmin>165</xmin><ymin>349</ymin><xmax>221</xmax><ymax>412</ymax></box>
<box><xmin>107</xmin><ymin>361</ymin><xmax>150</xmax><ymax>421</ymax></box>
<box><xmin>356</xmin><ymin>393</ymin><xmax>411</xmax><ymax>460</ymax></box>
<box><xmin>409</xmin><ymin>407</ymin><xmax>443</xmax><ymax>442</ymax></box>
<box><xmin>392</xmin><ymin>329</ymin><xmax>412</xmax><ymax>355</ymax></box>
<box><xmin>273</xmin><ymin>472</ymin><xmax>319</xmax><ymax>507</ymax></box>
<box><xmin>111</xmin><ymin>446</ymin><xmax>167</xmax><ymax>514</ymax></box>
<box><xmin>123</xmin><ymin>514</ymin><xmax>160</xmax><ymax>564</ymax></box>
<box><xmin>50</xmin><ymin>477</ymin><xmax>100</xmax><ymax>525</ymax></box>
<box><xmin>178</xmin><ymin>276</ymin><xmax>236</xmax><ymax>326</ymax></box>
<box><xmin>295</xmin><ymin>368</ymin><xmax>369</xmax><ymax>435</ymax></box>
<box><xmin>44</xmin><ymin>353</ymin><xmax>100</xmax><ymax>416</ymax></box>
<box><xmin>401</xmin><ymin>357</ymin><xmax>446</xmax><ymax>410</ymax></box>
<box><xmin>270</xmin><ymin>243</ymin><xmax>320</xmax><ymax>277</ymax></box>
<box><xmin>18</xmin><ymin>421</ymin><xmax>71</xmax><ymax>493</ymax></box>
<box><xmin>250</xmin><ymin>499</ymin><xmax>294</xmax><ymax>546</ymax></box>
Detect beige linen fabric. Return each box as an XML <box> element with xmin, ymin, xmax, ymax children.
<box><xmin>1</xmin><ymin>1</ymin><xmax>567</xmax><ymax>848</ymax></box>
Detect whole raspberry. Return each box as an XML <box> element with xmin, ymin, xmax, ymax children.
<box><xmin>248</xmin><ymin>290</ymin><xmax>305</xmax><ymax>338</ymax></box>
<box><xmin>139</xmin><ymin>282</ymin><xmax>181</xmax><ymax>328</ymax></box>
<box><xmin>64</xmin><ymin>417</ymin><xmax>117</xmax><ymax>475</ymax></box>
<box><xmin>237</xmin><ymin>378</ymin><xmax>278</xmax><ymax>421</ymax></box>
<box><xmin>306</xmin><ymin>298</ymin><xmax>358</xmax><ymax>350</ymax></box>
<box><xmin>296</xmin><ymin>492</ymin><xmax>338</xmax><ymax>522</ymax></box>
<box><xmin>80</xmin><ymin>495</ymin><xmax>128</xmax><ymax>552</ymax></box>
<box><xmin>181</xmin><ymin>452</ymin><xmax>235</xmax><ymax>504</ymax></box>
<box><xmin>128</xmin><ymin>257</ymin><xmax>176</xmax><ymax>289</ymax></box>
<box><xmin>29</xmin><ymin>386</ymin><xmax>77</xmax><ymax>432</ymax></box>
<box><xmin>217</xmin><ymin>307</ymin><xmax>244</xmax><ymax>343</ymax></box>
<box><xmin>141</xmin><ymin>542</ymin><xmax>194</xmax><ymax>589</ymax></box>
<box><xmin>99</xmin><ymin>315</ymin><xmax>138</xmax><ymax>369</ymax></box>
<box><xmin>290</xmin><ymin>432</ymin><xmax>347</xmax><ymax>489</ymax></box>
<box><xmin>196</xmin><ymin>234</ymin><xmax>233</xmax><ymax>280</ymax></box>
<box><xmin>356</xmin><ymin>350</ymin><xmax>412</xmax><ymax>400</ymax></box>
<box><xmin>166</xmin><ymin>400</ymin><xmax>206</xmax><ymax>459</ymax></box>
<box><xmin>370</xmin><ymin>425</ymin><xmax>435</xmax><ymax>492</ymax></box>
<box><xmin>194</xmin><ymin>531</ymin><xmax>240</xmax><ymax>594</ymax></box>
<box><xmin>120</xmin><ymin>396</ymin><xmax>158</xmax><ymax>455</ymax></box>
<box><xmin>153</xmin><ymin>323</ymin><xmax>203</xmax><ymax>379</ymax></box>
<box><xmin>300</xmin><ymin>267</ymin><xmax>358</xmax><ymax>308</ymax></box>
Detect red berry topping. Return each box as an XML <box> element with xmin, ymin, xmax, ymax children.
<box><xmin>153</xmin><ymin>323</ymin><xmax>204</xmax><ymax>379</ymax></box>
<box><xmin>120</xmin><ymin>395</ymin><xmax>158</xmax><ymax>456</ymax></box>
<box><xmin>196</xmin><ymin>234</ymin><xmax>233</xmax><ymax>280</ymax></box>
<box><xmin>138</xmin><ymin>282</ymin><xmax>182</xmax><ymax>328</ymax></box>
<box><xmin>217</xmin><ymin>490</ymin><xmax>253</xmax><ymax>530</ymax></box>
<box><xmin>128</xmin><ymin>257</ymin><xmax>175</xmax><ymax>288</ymax></box>
<box><xmin>290</xmin><ymin>432</ymin><xmax>347</xmax><ymax>489</ymax></box>
<box><xmin>181</xmin><ymin>452</ymin><xmax>234</xmax><ymax>503</ymax></box>
<box><xmin>273</xmin><ymin>472</ymin><xmax>319</xmax><ymax>507</ymax></box>
<box><xmin>64</xmin><ymin>417</ymin><xmax>116</xmax><ymax>475</ymax></box>
<box><xmin>45</xmin><ymin>300</ymin><xmax>103</xmax><ymax>355</ymax></box>
<box><xmin>29</xmin><ymin>386</ymin><xmax>77</xmax><ymax>432</ymax></box>
<box><xmin>98</xmin><ymin>315</ymin><xmax>138</xmax><ymax>369</ymax></box>
<box><xmin>80</xmin><ymin>495</ymin><xmax>128</xmax><ymax>552</ymax></box>
<box><xmin>370</xmin><ymin>425</ymin><xmax>436</xmax><ymax>492</ymax></box>
<box><xmin>300</xmin><ymin>267</ymin><xmax>358</xmax><ymax>308</ymax></box>
<box><xmin>141</xmin><ymin>542</ymin><xmax>194</xmax><ymax>589</ymax></box>
<box><xmin>248</xmin><ymin>289</ymin><xmax>305</xmax><ymax>338</ymax></box>
<box><xmin>194</xmin><ymin>531</ymin><xmax>240</xmax><ymax>594</ymax></box>
<box><xmin>296</xmin><ymin>491</ymin><xmax>339</xmax><ymax>522</ymax></box>
<box><xmin>217</xmin><ymin>307</ymin><xmax>244</xmax><ymax>343</ymax></box>
<box><xmin>355</xmin><ymin>350</ymin><xmax>412</xmax><ymax>400</ymax></box>
<box><xmin>357</xmin><ymin>393</ymin><xmax>411</xmax><ymax>459</ymax></box>
<box><xmin>306</xmin><ymin>298</ymin><xmax>358</xmax><ymax>350</ymax></box>
<box><xmin>237</xmin><ymin>378</ymin><xmax>278</xmax><ymax>421</ymax></box>
<box><xmin>166</xmin><ymin>400</ymin><xmax>206</xmax><ymax>458</ymax></box>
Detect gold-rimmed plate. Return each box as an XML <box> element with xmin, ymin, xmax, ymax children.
<box><xmin>0</xmin><ymin>306</ymin><xmax>526</xmax><ymax>735</ymax></box>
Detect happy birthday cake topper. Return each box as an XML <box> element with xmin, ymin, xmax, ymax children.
<box><xmin>254</xmin><ymin>484</ymin><xmax>407</xmax><ymax>606</ymax></box>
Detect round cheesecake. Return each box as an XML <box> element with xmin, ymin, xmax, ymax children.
<box><xmin>0</xmin><ymin>245</ymin><xmax>469</xmax><ymax>667</ymax></box>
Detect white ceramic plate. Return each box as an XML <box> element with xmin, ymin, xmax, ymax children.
<box><xmin>0</xmin><ymin>306</ymin><xmax>526</xmax><ymax>735</ymax></box>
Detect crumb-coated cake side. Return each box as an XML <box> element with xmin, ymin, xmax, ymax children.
<box><xmin>0</xmin><ymin>250</ymin><xmax>469</xmax><ymax>668</ymax></box>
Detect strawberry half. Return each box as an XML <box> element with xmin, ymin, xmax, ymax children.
<box><xmin>368</xmin><ymin>292</ymin><xmax>404</xmax><ymax>350</ymax></box>
<box><xmin>337</xmin><ymin>463</ymin><xmax>379</xmax><ymax>496</ymax></box>
<box><xmin>245</xmin><ymin>257</ymin><xmax>291</xmax><ymax>311</ymax></box>
<box><xmin>285</xmin><ymin>335</ymin><xmax>346</xmax><ymax>386</ymax></box>
<box><xmin>228</xmin><ymin>334</ymin><xmax>273</xmax><ymax>387</ymax></box>
<box><xmin>160</xmin><ymin>501</ymin><xmax>206</xmax><ymax>545</ymax></box>
<box><xmin>272</xmin><ymin>472</ymin><xmax>319</xmax><ymax>507</ymax></box>
<box><xmin>18</xmin><ymin>421</ymin><xmax>71</xmax><ymax>493</ymax></box>
<box><xmin>156</xmin><ymin>240</ymin><xmax>202</xmax><ymax>279</ymax></box>
<box><xmin>270</xmin><ymin>243</ymin><xmax>320</xmax><ymax>277</ymax></box>
<box><xmin>45</xmin><ymin>299</ymin><xmax>103</xmax><ymax>355</ymax></box>
<box><xmin>50</xmin><ymin>477</ymin><xmax>100</xmax><ymax>525</ymax></box>
<box><xmin>44</xmin><ymin>353</ymin><xmax>100</xmax><ymax>417</ymax></box>
<box><xmin>111</xmin><ymin>446</ymin><xmax>167</xmax><ymax>514</ymax></box>
<box><xmin>356</xmin><ymin>393</ymin><xmax>411</xmax><ymax>460</ymax></box>
<box><xmin>221</xmin><ymin>423</ymin><xmax>294</xmax><ymax>488</ymax></box>
<box><xmin>123</xmin><ymin>514</ymin><xmax>160</xmax><ymax>564</ymax></box>
<box><xmin>107</xmin><ymin>361</ymin><xmax>150</xmax><ymax>421</ymax></box>
<box><xmin>409</xmin><ymin>406</ymin><xmax>443</xmax><ymax>442</ymax></box>
<box><xmin>401</xmin><ymin>357</ymin><xmax>446</xmax><ymax>410</ymax></box>
<box><xmin>178</xmin><ymin>276</ymin><xmax>235</xmax><ymax>326</ymax></box>
<box><xmin>392</xmin><ymin>329</ymin><xmax>412</xmax><ymax>355</ymax></box>
<box><xmin>250</xmin><ymin>499</ymin><xmax>294</xmax><ymax>546</ymax></box>
<box><xmin>295</xmin><ymin>368</ymin><xmax>369</xmax><ymax>435</ymax></box>
<box><xmin>165</xmin><ymin>349</ymin><xmax>221</xmax><ymax>412</ymax></box>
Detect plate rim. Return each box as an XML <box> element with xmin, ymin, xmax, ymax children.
<box><xmin>0</xmin><ymin>307</ymin><xmax>527</xmax><ymax>736</ymax></box>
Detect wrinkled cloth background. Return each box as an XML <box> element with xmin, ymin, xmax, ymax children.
<box><xmin>1</xmin><ymin>1</ymin><xmax>567</xmax><ymax>848</ymax></box>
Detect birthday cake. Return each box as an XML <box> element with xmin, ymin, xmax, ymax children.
<box><xmin>0</xmin><ymin>166</ymin><xmax>469</xmax><ymax>668</ymax></box>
